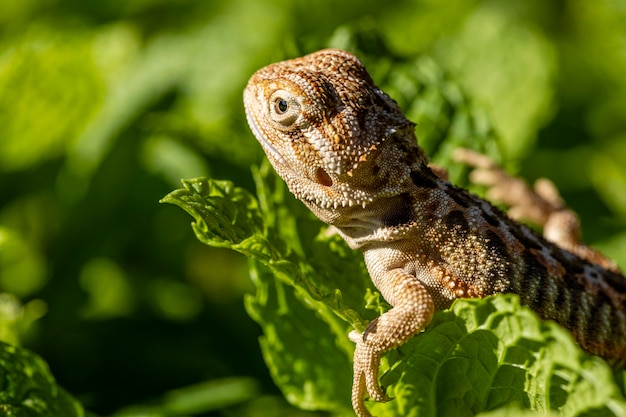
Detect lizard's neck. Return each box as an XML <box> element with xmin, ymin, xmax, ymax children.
<box><xmin>308</xmin><ymin>162</ymin><xmax>447</xmax><ymax>250</ymax></box>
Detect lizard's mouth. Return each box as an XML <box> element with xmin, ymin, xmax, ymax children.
<box><xmin>245</xmin><ymin>108</ymin><xmax>288</xmax><ymax>166</ymax></box>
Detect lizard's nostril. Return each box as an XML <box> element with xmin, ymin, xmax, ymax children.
<box><xmin>315</xmin><ymin>167</ymin><xmax>333</xmax><ymax>186</ymax></box>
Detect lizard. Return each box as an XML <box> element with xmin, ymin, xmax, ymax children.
<box><xmin>242</xmin><ymin>48</ymin><xmax>626</xmax><ymax>417</ymax></box>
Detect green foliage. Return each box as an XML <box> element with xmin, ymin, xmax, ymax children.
<box><xmin>0</xmin><ymin>26</ymin><xmax>104</xmax><ymax>172</ymax></box>
<box><xmin>1</xmin><ymin>1</ymin><xmax>626</xmax><ymax>416</ymax></box>
<box><xmin>0</xmin><ymin>341</ymin><xmax>84</xmax><ymax>417</ymax></box>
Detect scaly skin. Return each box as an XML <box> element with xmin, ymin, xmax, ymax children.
<box><xmin>243</xmin><ymin>49</ymin><xmax>626</xmax><ymax>417</ymax></box>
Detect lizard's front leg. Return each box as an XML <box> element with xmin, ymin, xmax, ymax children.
<box><xmin>350</xmin><ymin>248</ymin><xmax>435</xmax><ymax>417</ymax></box>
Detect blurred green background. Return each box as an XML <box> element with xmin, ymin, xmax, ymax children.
<box><xmin>1</xmin><ymin>0</ymin><xmax>625</xmax><ymax>415</ymax></box>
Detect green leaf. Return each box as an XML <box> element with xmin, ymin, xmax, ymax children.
<box><xmin>371</xmin><ymin>295</ymin><xmax>626</xmax><ymax>417</ymax></box>
<box><xmin>161</xmin><ymin>177</ymin><xmax>267</xmax><ymax>251</ymax></box>
<box><xmin>0</xmin><ymin>341</ymin><xmax>85</xmax><ymax>417</ymax></box>
<box><xmin>161</xmin><ymin>171</ymin><xmax>374</xmax><ymax>414</ymax></box>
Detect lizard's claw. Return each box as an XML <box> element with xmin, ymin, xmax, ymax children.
<box><xmin>349</xmin><ymin>330</ymin><xmax>391</xmax><ymax>417</ymax></box>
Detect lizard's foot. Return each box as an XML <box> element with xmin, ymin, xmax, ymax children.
<box><xmin>346</xmin><ymin>270</ymin><xmax>434</xmax><ymax>416</ymax></box>
<box><xmin>454</xmin><ymin>148</ymin><xmax>619</xmax><ymax>272</ymax></box>
<box><xmin>453</xmin><ymin>148</ymin><xmax>561</xmax><ymax>225</ymax></box>
<box><xmin>349</xmin><ymin>330</ymin><xmax>391</xmax><ymax>417</ymax></box>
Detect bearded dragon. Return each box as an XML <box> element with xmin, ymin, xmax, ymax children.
<box><xmin>243</xmin><ymin>48</ymin><xmax>626</xmax><ymax>417</ymax></box>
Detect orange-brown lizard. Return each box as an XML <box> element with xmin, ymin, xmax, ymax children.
<box><xmin>243</xmin><ymin>48</ymin><xmax>626</xmax><ymax>417</ymax></box>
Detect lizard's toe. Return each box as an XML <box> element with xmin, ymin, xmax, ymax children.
<box><xmin>352</xmin><ymin>369</ymin><xmax>373</xmax><ymax>417</ymax></box>
<box><xmin>349</xmin><ymin>329</ymin><xmax>362</xmax><ymax>344</ymax></box>
<box><xmin>353</xmin><ymin>340</ymin><xmax>391</xmax><ymax>404</ymax></box>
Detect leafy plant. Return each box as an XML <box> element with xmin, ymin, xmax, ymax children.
<box><xmin>0</xmin><ymin>341</ymin><xmax>85</xmax><ymax>417</ymax></box>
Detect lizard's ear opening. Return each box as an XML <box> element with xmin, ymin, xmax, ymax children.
<box><xmin>315</xmin><ymin>167</ymin><xmax>333</xmax><ymax>186</ymax></box>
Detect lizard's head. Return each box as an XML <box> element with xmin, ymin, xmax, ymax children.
<box><xmin>244</xmin><ymin>49</ymin><xmax>425</xmax><ymax>215</ymax></box>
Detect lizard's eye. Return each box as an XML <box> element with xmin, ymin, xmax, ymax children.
<box><xmin>269</xmin><ymin>90</ymin><xmax>300</xmax><ymax>128</ymax></box>
<box><xmin>275</xmin><ymin>98</ymin><xmax>288</xmax><ymax>114</ymax></box>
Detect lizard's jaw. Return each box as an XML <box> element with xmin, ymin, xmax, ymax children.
<box><xmin>244</xmin><ymin>104</ymin><xmax>288</xmax><ymax>166</ymax></box>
